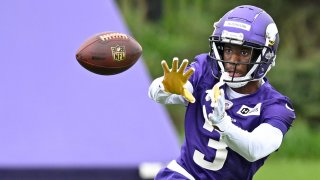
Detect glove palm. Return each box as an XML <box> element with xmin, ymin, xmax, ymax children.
<box><xmin>161</xmin><ymin>57</ymin><xmax>195</xmax><ymax>103</ymax></box>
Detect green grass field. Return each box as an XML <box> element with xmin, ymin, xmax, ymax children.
<box><xmin>254</xmin><ymin>158</ymin><xmax>320</xmax><ymax>180</ymax></box>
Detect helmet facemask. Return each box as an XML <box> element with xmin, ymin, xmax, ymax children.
<box><xmin>210</xmin><ymin>37</ymin><xmax>276</xmax><ymax>88</ymax></box>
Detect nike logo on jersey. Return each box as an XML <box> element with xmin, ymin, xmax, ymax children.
<box><xmin>237</xmin><ymin>103</ymin><xmax>261</xmax><ymax>116</ymax></box>
<box><xmin>225</xmin><ymin>100</ymin><xmax>233</xmax><ymax>110</ymax></box>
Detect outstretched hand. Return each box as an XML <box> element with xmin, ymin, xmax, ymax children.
<box><xmin>161</xmin><ymin>57</ymin><xmax>195</xmax><ymax>103</ymax></box>
<box><xmin>207</xmin><ymin>89</ymin><xmax>226</xmax><ymax>124</ymax></box>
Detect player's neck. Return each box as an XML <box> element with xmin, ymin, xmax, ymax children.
<box><xmin>231</xmin><ymin>80</ymin><xmax>263</xmax><ymax>94</ymax></box>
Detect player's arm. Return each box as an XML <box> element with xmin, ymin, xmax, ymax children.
<box><xmin>206</xmin><ymin>89</ymin><xmax>283</xmax><ymax>162</ymax></box>
<box><xmin>148</xmin><ymin>57</ymin><xmax>195</xmax><ymax>105</ymax></box>
<box><xmin>219</xmin><ymin>121</ymin><xmax>283</xmax><ymax>162</ymax></box>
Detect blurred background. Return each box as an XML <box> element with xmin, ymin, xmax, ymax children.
<box><xmin>0</xmin><ymin>0</ymin><xmax>180</xmax><ymax>179</ymax></box>
<box><xmin>116</xmin><ymin>0</ymin><xmax>320</xmax><ymax>179</ymax></box>
<box><xmin>1</xmin><ymin>0</ymin><xmax>319</xmax><ymax>179</ymax></box>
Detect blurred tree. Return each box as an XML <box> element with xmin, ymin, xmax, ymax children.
<box><xmin>145</xmin><ymin>0</ymin><xmax>163</xmax><ymax>21</ymax></box>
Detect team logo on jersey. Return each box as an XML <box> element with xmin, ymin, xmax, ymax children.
<box><xmin>237</xmin><ymin>103</ymin><xmax>261</xmax><ymax>116</ymax></box>
<box><xmin>225</xmin><ymin>100</ymin><xmax>233</xmax><ymax>110</ymax></box>
<box><xmin>111</xmin><ymin>45</ymin><xmax>126</xmax><ymax>61</ymax></box>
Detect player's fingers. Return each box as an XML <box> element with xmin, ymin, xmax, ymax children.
<box><xmin>218</xmin><ymin>89</ymin><xmax>225</xmax><ymax>106</ymax></box>
<box><xmin>205</xmin><ymin>90</ymin><xmax>212</xmax><ymax>102</ymax></box>
<box><xmin>213</xmin><ymin>101</ymin><xmax>218</xmax><ymax>109</ymax></box>
<box><xmin>178</xmin><ymin>59</ymin><xmax>189</xmax><ymax>73</ymax></box>
<box><xmin>172</xmin><ymin>57</ymin><xmax>179</xmax><ymax>72</ymax></box>
<box><xmin>217</xmin><ymin>98</ymin><xmax>225</xmax><ymax>112</ymax></box>
<box><xmin>220</xmin><ymin>89</ymin><xmax>225</xmax><ymax>98</ymax></box>
<box><xmin>182</xmin><ymin>88</ymin><xmax>196</xmax><ymax>103</ymax></box>
<box><xmin>213</xmin><ymin>85</ymin><xmax>220</xmax><ymax>102</ymax></box>
<box><xmin>161</xmin><ymin>60</ymin><xmax>170</xmax><ymax>74</ymax></box>
<box><xmin>208</xmin><ymin>113</ymin><xmax>214</xmax><ymax>120</ymax></box>
<box><xmin>183</xmin><ymin>68</ymin><xmax>195</xmax><ymax>81</ymax></box>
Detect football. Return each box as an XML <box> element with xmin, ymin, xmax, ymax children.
<box><xmin>76</xmin><ymin>32</ymin><xmax>142</xmax><ymax>75</ymax></box>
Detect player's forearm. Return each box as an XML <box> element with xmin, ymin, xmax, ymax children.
<box><xmin>148</xmin><ymin>76</ymin><xmax>193</xmax><ymax>105</ymax></box>
<box><xmin>218</xmin><ymin>122</ymin><xmax>283</xmax><ymax>162</ymax></box>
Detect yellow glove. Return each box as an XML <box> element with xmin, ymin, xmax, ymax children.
<box><xmin>161</xmin><ymin>57</ymin><xmax>195</xmax><ymax>103</ymax></box>
<box><xmin>205</xmin><ymin>72</ymin><xmax>227</xmax><ymax>107</ymax></box>
<box><xmin>213</xmin><ymin>72</ymin><xmax>228</xmax><ymax>102</ymax></box>
<box><xmin>213</xmin><ymin>84</ymin><xmax>220</xmax><ymax>102</ymax></box>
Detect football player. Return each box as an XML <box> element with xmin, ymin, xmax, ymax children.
<box><xmin>148</xmin><ymin>5</ymin><xmax>296</xmax><ymax>180</ymax></box>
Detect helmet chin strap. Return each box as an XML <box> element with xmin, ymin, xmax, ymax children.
<box><xmin>226</xmin><ymin>75</ymin><xmax>265</xmax><ymax>89</ymax></box>
<box><xmin>225</xmin><ymin>76</ymin><xmax>249</xmax><ymax>88</ymax></box>
<box><xmin>226</xmin><ymin>82</ymin><xmax>248</xmax><ymax>88</ymax></box>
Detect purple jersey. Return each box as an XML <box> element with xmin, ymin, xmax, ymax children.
<box><xmin>173</xmin><ymin>54</ymin><xmax>295</xmax><ymax>179</ymax></box>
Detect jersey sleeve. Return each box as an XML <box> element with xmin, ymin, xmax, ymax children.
<box><xmin>187</xmin><ymin>54</ymin><xmax>219</xmax><ymax>90</ymax></box>
<box><xmin>262</xmin><ymin>97</ymin><xmax>296</xmax><ymax>135</ymax></box>
<box><xmin>148</xmin><ymin>76</ymin><xmax>190</xmax><ymax>105</ymax></box>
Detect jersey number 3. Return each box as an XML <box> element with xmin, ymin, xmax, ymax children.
<box><xmin>192</xmin><ymin>106</ymin><xmax>228</xmax><ymax>171</ymax></box>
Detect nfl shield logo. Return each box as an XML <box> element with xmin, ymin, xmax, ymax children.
<box><xmin>111</xmin><ymin>45</ymin><xmax>126</xmax><ymax>61</ymax></box>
